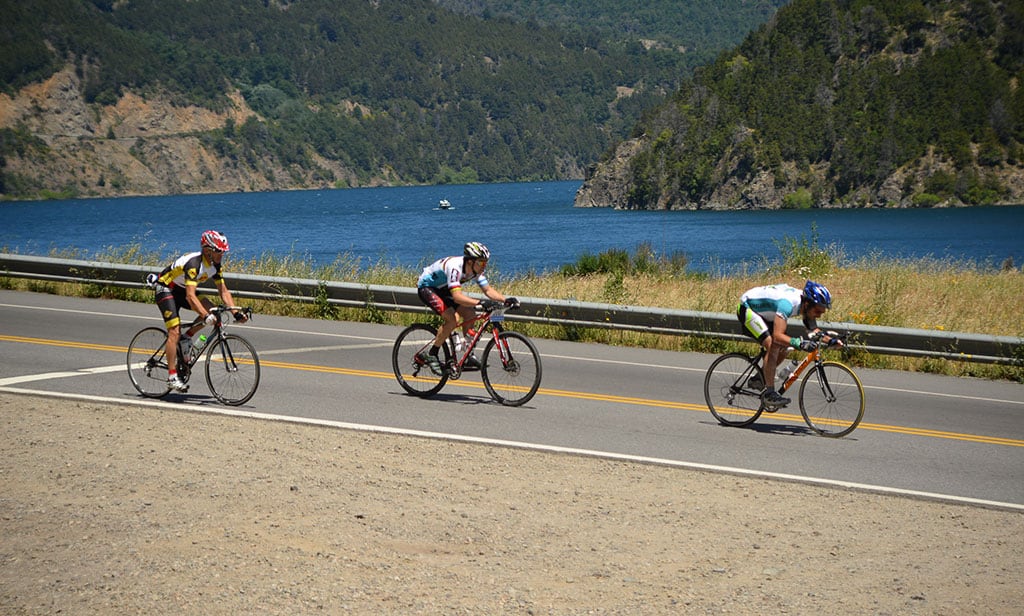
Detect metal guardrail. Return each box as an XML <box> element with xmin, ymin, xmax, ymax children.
<box><xmin>1</xmin><ymin>253</ymin><xmax>1021</xmax><ymax>365</ymax></box>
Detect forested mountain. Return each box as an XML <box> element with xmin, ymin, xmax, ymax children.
<box><xmin>576</xmin><ymin>0</ymin><xmax>1024</xmax><ymax>209</ymax></box>
<box><xmin>434</xmin><ymin>0</ymin><xmax>788</xmax><ymax>64</ymax></box>
<box><xmin>0</xmin><ymin>0</ymin><xmax>783</xmax><ymax>199</ymax></box>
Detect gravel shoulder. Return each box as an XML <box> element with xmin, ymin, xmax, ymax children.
<box><xmin>1</xmin><ymin>391</ymin><xmax>1021</xmax><ymax>615</ymax></box>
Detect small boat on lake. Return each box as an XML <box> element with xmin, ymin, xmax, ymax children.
<box><xmin>437</xmin><ymin>199</ymin><xmax>453</xmax><ymax>210</ymax></box>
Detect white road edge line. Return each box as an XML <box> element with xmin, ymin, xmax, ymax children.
<box><xmin>2</xmin><ymin>386</ymin><xmax>1021</xmax><ymax>513</ymax></box>
<box><xmin>0</xmin><ymin>302</ymin><xmax>393</xmax><ymax>341</ymax></box>
<box><xmin>0</xmin><ymin>364</ymin><xmax>126</xmax><ymax>386</ymax></box>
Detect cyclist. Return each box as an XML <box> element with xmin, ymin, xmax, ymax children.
<box><xmin>736</xmin><ymin>280</ymin><xmax>834</xmax><ymax>407</ymax></box>
<box><xmin>150</xmin><ymin>230</ymin><xmax>247</xmax><ymax>392</ymax></box>
<box><xmin>415</xmin><ymin>242</ymin><xmax>518</xmax><ymax>375</ymax></box>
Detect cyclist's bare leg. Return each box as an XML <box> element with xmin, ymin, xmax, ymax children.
<box><xmin>765</xmin><ymin>343</ymin><xmax>791</xmax><ymax>390</ymax></box>
<box><xmin>432</xmin><ymin>307</ymin><xmax>460</xmax><ymax>348</ymax></box>
<box><xmin>455</xmin><ymin>304</ymin><xmax>476</xmax><ymax>335</ymax></box>
<box><xmin>761</xmin><ymin>338</ymin><xmax>778</xmax><ymax>388</ymax></box>
<box><xmin>166</xmin><ymin>324</ymin><xmax>182</xmax><ymax>370</ymax></box>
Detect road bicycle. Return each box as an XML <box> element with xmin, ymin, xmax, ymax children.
<box><xmin>126</xmin><ymin>306</ymin><xmax>260</xmax><ymax>406</ymax></box>
<box><xmin>703</xmin><ymin>331</ymin><xmax>865</xmax><ymax>437</ymax></box>
<box><xmin>392</xmin><ymin>300</ymin><xmax>542</xmax><ymax>406</ymax></box>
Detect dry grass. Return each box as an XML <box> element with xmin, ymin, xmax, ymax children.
<box><xmin>495</xmin><ymin>256</ymin><xmax>1024</xmax><ymax>381</ymax></box>
<box><xmin>497</xmin><ymin>263</ymin><xmax>1024</xmax><ymax>338</ymax></box>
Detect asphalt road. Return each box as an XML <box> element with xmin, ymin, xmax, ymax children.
<box><xmin>2</xmin><ymin>289</ymin><xmax>1022</xmax><ymax>509</ymax></box>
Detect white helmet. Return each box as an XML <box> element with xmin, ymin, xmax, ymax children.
<box><xmin>463</xmin><ymin>242</ymin><xmax>490</xmax><ymax>260</ymax></box>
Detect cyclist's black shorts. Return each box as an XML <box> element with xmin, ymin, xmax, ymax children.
<box><xmin>737</xmin><ymin>303</ymin><xmax>772</xmax><ymax>344</ymax></box>
<box><xmin>418</xmin><ymin>286</ymin><xmax>455</xmax><ymax>315</ymax></box>
<box><xmin>155</xmin><ymin>284</ymin><xmax>189</xmax><ymax>329</ymax></box>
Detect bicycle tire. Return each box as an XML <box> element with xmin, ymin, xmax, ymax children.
<box><xmin>481</xmin><ymin>331</ymin><xmax>542</xmax><ymax>406</ymax></box>
<box><xmin>204</xmin><ymin>333</ymin><xmax>260</xmax><ymax>406</ymax></box>
<box><xmin>126</xmin><ymin>327</ymin><xmax>172</xmax><ymax>398</ymax></box>
<box><xmin>798</xmin><ymin>361</ymin><xmax>865</xmax><ymax>437</ymax></box>
<box><xmin>704</xmin><ymin>353</ymin><xmax>765</xmax><ymax>427</ymax></box>
<box><xmin>392</xmin><ymin>323</ymin><xmax>450</xmax><ymax>397</ymax></box>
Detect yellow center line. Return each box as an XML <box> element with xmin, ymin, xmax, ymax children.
<box><xmin>3</xmin><ymin>334</ymin><xmax>1022</xmax><ymax>447</ymax></box>
<box><xmin>3</xmin><ymin>334</ymin><xmax>126</xmax><ymax>353</ymax></box>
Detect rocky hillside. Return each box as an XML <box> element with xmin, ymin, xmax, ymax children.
<box><xmin>576</xmin><ymin>0</ymin><xmax>1024</xmax><ymax>210</ymax></box>
<box><xmin>0</xmin><ymin>68</ymin><xmax>365</xmax><ymax>198</ymax></box>
<box><xmin>1</xmin><ymin>0</ymin><xmax>717</xmax><ymax>199</ymax></box>
<box><xmin>575</xmin><ymin>137</ymin><xmax>1024</xmax><ymax>210</ymax></box>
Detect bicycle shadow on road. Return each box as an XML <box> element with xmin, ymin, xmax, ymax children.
<box><xmin>745</xmin><ymin>421</ymin><xmax>819</xmax><ymax>437</ymax></box>
<box><xmin>699</xmin><ymin>419</ymin><xmax>819</xmax><ymax>438</ymax></box>
<box><xmin>389</xmin><ymin>390</ymin><xmax>540</xmax><ymax>410</ymax></box>
<box><xmin>128</xmin><ymin>391</ymin><xmax>255</xmax><ymax>409</ymax></box>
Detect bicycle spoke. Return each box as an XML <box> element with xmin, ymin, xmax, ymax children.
<box><xmin>205</xmin><ymin>334</ymin><xmax>260</xmax><ymax>406</ymax></box>
<box><xmin>392</xmin><ymin>324</ymin><xmax>449</xmax><ymax>397</ymax></box>
<box><xmin>704</xmin><ymin>353</ymin><xmax>764</xmax><ymax>427</ymax></box>
<box><xmin>481</xmin><ymin>332</ymin><xmax>542</xmax><ymax>406</ymax></box>
<box><xmin>126</xmin><ymin>327</ymin><xmax>171</xmax><ymax>398</ymax></box>
<box><xmin>798</xmin><ymin>361</ymin><xmax>865</xmax><ymax>437</ymax></box>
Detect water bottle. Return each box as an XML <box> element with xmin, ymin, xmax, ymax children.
<box><xmin>191</xmin><ymin>334</ymin><xmax>208</xmax><ymax>357</ymax></box>
<box><xmin>452</xmin><ymin>332</ymin><xmax>465</xmax><ymax>353</ymax></box>
<box><xmin>777</xmin><ymin>359</ymin><xmax>798</xmax><ymax>383</ymax></box>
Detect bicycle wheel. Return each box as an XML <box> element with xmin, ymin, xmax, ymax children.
<box><xmin>204</xmin><ymin>334</ymin><xmax>261</xmax><ymax>406</ymax></box>
<box><xmin>798</xmin><ymin>361</ymin><xmax>865</xmax><ymax>437</ymax></box>
<box><xmin>481</xmin><ymin>332</ymin><xmax>542</xmax><ymax>406</ymax></box>
<box><xmin>126</xmin><ymin>327</ymin><xmax>171</xmax><ymax>398</ymax></box>
<box><xmin>704</xmin><ymin>353</ymin><xmax>765</xmax><ymax>427</ymax></box>
<box><xmin>392</xmin><ymin>323</ymin><xmax>450</xmax><ymax>397</ymax></box>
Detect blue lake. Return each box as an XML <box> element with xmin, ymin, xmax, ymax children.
<box><xmin>2</xmin><ymin>181</ymin><xmax>1022</xmax><ymax>279</ymax></box>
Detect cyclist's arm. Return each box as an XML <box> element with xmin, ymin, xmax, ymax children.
<box><xmin>183</xmin><ymin>282</ymin><xmax>210</xmax><ymax>320</ymax></box>
<box><xmin>215</xmin><ymin>280</ymin><xmax>247</xmax><ymax>322</ymax></box>
<box><xmin>768</xmin><ymin>314</ymin><xmax>792</xmax><ymax>349</ymax></box>
<box><xmin>449</xmin><ymin>285</ymin><xmax>482</xmax><ymax>307</ymax></box>
<box><xmin>481</xmin><ymin>286</ymin><xmax>506</xmax><ymax>303</ymax></box>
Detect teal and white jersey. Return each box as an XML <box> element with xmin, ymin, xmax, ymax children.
<box><xmin>740</xmin><ymin>284</ymin><xmax>802</xmax><ymax>319</ymax></box>
<box><xmin>417</xmin><ymin>256</ymin><xmax>490</xmax><ymax>291</ymax></box>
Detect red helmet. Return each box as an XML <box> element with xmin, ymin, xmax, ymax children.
<box><xmin>201</xmin><ymin>230</ymin><xmax>229</xmax><ymax>252</ymax></box>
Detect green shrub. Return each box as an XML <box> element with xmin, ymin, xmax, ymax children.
<box><xmin>782</xmin><ymin>187</ymin><xmax>814</xmax><ymax>209</ymax></box>
<box><xmin>561</xmin><ymin>242</ymin><xmax>689</xmax><ymax>278</ymax></box>
<box><xmin>772</xmin><ymin>223</ymin><xmax>838</xmax><ymax>279</ymax></box>
<box><xmin>912</xmin><ymin>192</ymin><xmax>943</xmax><ymax>207</ymax></box>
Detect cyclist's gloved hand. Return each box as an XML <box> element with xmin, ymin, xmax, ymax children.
<box><xmin>229</xmin><ymin>307</ymin><xmax>249</xmax><ymax>323</ymax></box>
<box><xmin>204</xmin><ymin>313</ymin><xmax>218</xmax><ymax>326</ymax></box>
<box><xmin>477</xmin><ymin>299</ymin><xmax>502</xmax><ymax>312</ymax></box>
<box><xmin>798</xmin><ymin>338</ymin><xmax>818</xmax><ymax>352</ymax></box>
<box><xmin>503</xmin><ymin>297</ymin><xmax>520</xmax><ymax>309</ymax></box>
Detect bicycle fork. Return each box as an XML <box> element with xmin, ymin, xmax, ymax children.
<box><xmin>210</xmin><ymin>337</ymin><xmax>241</xmax><ymax>373</ymax></box>
<box><xmin>491</xmin><ymin>330</ymin><xmax>521</xmax><ymax>375</ymax></box>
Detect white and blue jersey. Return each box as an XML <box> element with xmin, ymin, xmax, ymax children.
<box><xmin>740</xmin><ymin>284</ymin><xmax>802</xmax><ymax>320</ymax></box>
<box><xmin>417</xmin><ymin>256</ymin><xmax>490</xmax><ymax>291</ymax></box>
<box><xmin>738</xmin><ymin>283</ymin><xmax>816</xmax><ymax>341</ymax></box>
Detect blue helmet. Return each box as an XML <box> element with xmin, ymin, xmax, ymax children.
<box><xmin>803</xmin><ymin>280</ymin><xmax>832</xmax><ymax>308</ymax></box>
